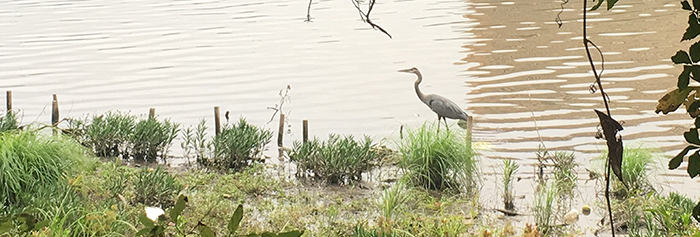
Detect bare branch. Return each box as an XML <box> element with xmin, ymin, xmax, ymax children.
<box><xmin>352</xmin><ymin>0</ymin><xmax>392</xmax><ymax>38</ymax></box>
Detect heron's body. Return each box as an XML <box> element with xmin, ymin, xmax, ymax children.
<box><xmin>400</xmin><ymin>67</ymin><xmax>469</xmax><ymax>131</ymax></box>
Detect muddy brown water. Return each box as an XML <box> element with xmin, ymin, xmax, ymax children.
<box><xmin>1</xmin><ymin>0</ymin><xmax>698</xmax><ymax>234</ymax></box>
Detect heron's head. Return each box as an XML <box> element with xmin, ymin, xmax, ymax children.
<box><xmin>398</xmin><ymin>67</ymin><xmax>420</xmax><ymax>74</ymax></box>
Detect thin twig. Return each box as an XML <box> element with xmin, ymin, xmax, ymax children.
<box><xmin>351</xmin><ymin>0</ymin><xmax>392</xmax><ymax>38</ymax></box>
<box><xmin>582</xmin><ymin>0</ymin><xmax>615</xmax><ymax>236</ymax></box>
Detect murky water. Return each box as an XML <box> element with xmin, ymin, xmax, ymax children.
<box><xmin>1</xmin><ymin>0</ymin><xmax>698</xmax><ymax>234</ymax></box>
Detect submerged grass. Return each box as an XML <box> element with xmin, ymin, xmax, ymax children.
<box><xmin>398</xmin><ymin>122</ymin><xmax>478</xmax><ymax>192</ymax></box>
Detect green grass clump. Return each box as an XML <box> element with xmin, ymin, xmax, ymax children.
<box><xmin>85</xmin><ymin>111</ymin><xmax>136</xmax><ymax>158</ymax></box>
<box><xmin>131</xmin><ymin>118</ymin><xmax>179</xmax><ymax>163</ymax></box>
<box><xmin>205</xmin><ymin>118</ymin><xmax>272</xmax><ymax>171</ymax></box>
<box><xmin>133</xmin><ymin>166</ymin><xmax>182</xmax><ymax>208</ymax></box>
<box><xmin>533</xmin><ymin>181</ymin><xmax>558</xmax><ymax>235</ymax></box>
<box><xmin>397</xmin><ymin>122</ymin><xmax>478</xmax><ymax>192</ymax></box>
<box><xmin>290</xmin><ymin>134</ymin><xmax>380</xmax><ymax>184</ymax></box>
<box><xmin>181</xmin><ymin>119</ymin><xmax>211</xmax><ymax>166</ymax></box>
<box><xmin>0</xmin><ymin>131</ymin><xmax>90</xmax><ymax>207</ymax></box>
<box><xmin>67</xmin><ymin>111</ymin><xmax>180</xmax><ymax>163</ymax></box>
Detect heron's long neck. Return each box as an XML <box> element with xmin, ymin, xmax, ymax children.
<box><xmin>414</xmin><ymin>71</ymin><xmax>429</xmax><ymax>104</ymax></box>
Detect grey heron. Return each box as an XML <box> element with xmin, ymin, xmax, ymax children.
<box><xmin>399</xmin><ymin>67</ymin><xmax>469</xmax><ymax>131</ymax></box>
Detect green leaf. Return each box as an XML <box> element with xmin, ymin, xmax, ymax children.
<box><xmin>32</xmin><ymin>220</ymin><xmax>49</xmax><ymax>231</ymax></box>
<box><xmin>689</xmin><ymin>151</ymin><xmax>700</xmax><ymax>178</ymax></box>
<box><xmin>680</xmin><ymin>66</ymin><xmax>692</xmax><ymax>89</ymax></box>
<box><xmin>0</xmin><ymin>218</ymin><xmax>13</xmax><ymax>233</ymax></box>
<box><xmin>688</xmin><ymin>100</ymin><xmax>700</xmax><ymax>118</ymax></box>
<box><xmin>695</xmin><ymin>116</ymin><xmax>700</xmax><ymax>127</ymax></box>
<box><xmin>228</xmin><ymin>204</ymin><xmax>244</xmax><ymax>234</ymax></box>
<box><xmin>691</xmin><ymin>42</ymin><xmax>700</xmax><ymax>63</ymax></box>
<box><xmin>278</xmin><ymin>230</ymin><xmax>304</xmax><ymax>237</ymax></box>
<box><xmin>695</xmin><ymin>0</ymin><xmax>700</xmax><ymax>9</ymax></box>
<box><xmin>590</xmin><ymin>0</ymin><xmax>605</xmax><ymax>11</ymax></box>
<box><xmin>607</xmin><ymin>0</ymin><xmax>619</xmax><ymax>10</ymax></box>
<box><xmin>135</xmin><ymin>228</ymin><xmax>152</xmax><ymax>236</ymax></box>
<box><xmin>685</xmin><ymin>128</ymin><xmax>700</xmax><ymax>145</ymax></box>
<box><xmin>198</xmin><ymin>222</ymin><xmax>216</xmax><ymax>237</ymax></box>
<box><xmin>684</xmin><ymin>14</ymin><xmax>700</xmax><ymax>41</ymax></box>
<box><xmin>260</xmin><ymin>232</ymin><xmax>277</xmax><ymax>237</ymax></box>
<box><xmin>671</xmin><ymin>146</ymin><xmax>698</xmax><ymax>169</ymax></box>
<box><xmin>139</xmin><ymin>214</ymin><xmax>154</xmax><ymax>229</ymax></box>
<box><xmin>170</xmin><ymin>195</ymin><xmax>188</xmax><ymax>225</ymax></box>
<box><xmin>683</xmin><ymin>0</ymin><xmax>693</xmax><ymax>10</ymax></box>
<box><xmin>672</xmin><ymin>50</ymin><xmax>692</xmax><ymax>64</ymax></box>
<box><xmin>693</xmin><ymin>202</ymin><xmax>700</xmax><ymax>222</ymax></box>
<box><xmin>656</xmin><ymin>88</ymin><xmax>693</xmax><ymax>114</ymax></box>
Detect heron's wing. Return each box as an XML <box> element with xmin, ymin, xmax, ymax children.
<box><xmin>426</xmin><ymin>94</ymin><xmax>469</xmax><ymax>120</ymax></box>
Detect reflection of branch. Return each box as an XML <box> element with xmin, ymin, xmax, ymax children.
<box><xmin>555</xmin><ymin>0</ymin><xmax>569</xmax><ymax>28</ymax></box>
<box><xmin>305</xmin><ymin>0</ymin><xmax>313</xmax><ymax>22</ymax></box>
<box><xmin>352</xmin><ymin>0</ymin><xmax>392</xmax><ymax>38</ymax></box>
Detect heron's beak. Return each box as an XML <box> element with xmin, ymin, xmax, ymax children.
<box><xmin>398</xmin><ymin>68</ymin><xmax>411</xmax><ymax>73</ymax></box>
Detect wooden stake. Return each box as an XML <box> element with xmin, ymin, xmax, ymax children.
<box><xmin>277</xmin><ymin>113</ymin><xmax>285</xmax><ymax>147</ymax></box>
<box><xmin>149</xmin><ymin>108</ymin><xmax>156</xmax><ymax>119</ymax></box>
<box><xmin>6</xmin><ymin>91</ymin><xmax>11</xmax><ymax>113</ymax></box>
<box><xmin>51</xmin><ymin>94</ymin><xmax>59</xmax><ymax>126</ymax></box>
<box><xmin>302</xmin><ymin>119</ymin><xmax>308</xmax><ymax>143</ymax></box>
<box><xmin>214</xmin><ymin>106</ymin><xmax>221</xmax><ymax>135</ymax></box>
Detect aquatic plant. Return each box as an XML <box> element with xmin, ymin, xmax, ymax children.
<box><xmin>181</xmin><ymin>118</ymin><xmax>212</xmax><ymax>166</ymax></box>
<box><xmin>397</xmin><ymin>122</ymin><xmax>478</xmax><ymax>192</ymax></box>
<box><xmin>290</xmin><ymin>134</ymin><xmax>379</xmax><ymax>184</ymax></box>
<box><xmin>133</xmin><ymin>166</ymin><xmax>182</xmax><ymax>208</ymax></box>
<box><xmin>86</xmin><ymin>111</ymin><xmax>136</xmax><ymax>158</ymax></box>
<box><xmin>131</xmin><ymin>117</ymin><xmax>180</xmax><ymax>163</ymax></box>
<box><xmin>207</xmin><ymin>118</ymin><xmax>272</xmax><ymax>171</ymax></box>
<box><xmin>501</xmin><ymin>159</ymin><xmax>519</xmax><ymax>211</ymax></box>
<box><xmin>0</xmin><ymin>111</ymin><xmax>18</xmax><ymax>133</ymax></box>
<box><xmin>378</xmin><ymin>182</ymin><xmax>410</xmax><ymax>231</ymax></box>
<box><xmin>533</xmin><ymin>181</ymin><xmax>558</xmax><ymax>235</ymax></box>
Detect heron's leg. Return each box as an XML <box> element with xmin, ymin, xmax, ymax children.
<box><xmin>437</xmin><ymin>115</ymin><xmax>441</xmax><ymax>132</ymax></box>
<box><xmin>443</xmin><ymin>117</ymin><xmax>449</xmax><ymax>131</ymax></box>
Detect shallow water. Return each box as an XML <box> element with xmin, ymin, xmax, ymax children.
<box><xmin>1</xmin><ymin>0</ymin><xmax>699</xmax><ymax>234</ymax></box>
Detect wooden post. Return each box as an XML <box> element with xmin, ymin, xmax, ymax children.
<box><xmin>148</xmin><ymin>108</ymin><xmax>156</xmax><ymax>119</ymax></box>
<box><xmin>302</xmin><ymin>119</ymin><xmax>308</xmax><ymax>143</ymax></box>
<box><xmin>6</xmin><ymin>91</ymin><xmax>11</xmax><ymax>113</ymax></box>
<box><xmin>51</xmin><ymin>94</ymin><xmax>59</xmax><ymax>126</ymax></box>
<box><xmin>214</xmin><ymin>106</ymin><xmax>221</xmax><ymax>135</ymax></box>
<box><xmin>277</xmin><ymin>113</ymin><xmax>285</xmax><ymax>147</ymax></box>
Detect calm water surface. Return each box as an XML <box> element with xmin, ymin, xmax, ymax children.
<box><xmin>1</xmin><ymin>0</ymin><xmax>698</xmax><ymax>232</ymax></box>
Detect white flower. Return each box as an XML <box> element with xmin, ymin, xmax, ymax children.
<box><xmin>145</xmin><ymin>206</ymin><xmax>165</xmax><ymax>222</ymax></box>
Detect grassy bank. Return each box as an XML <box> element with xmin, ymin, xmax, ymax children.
<box><xmin>1</xmin><ymin>110</ymin><xmax>698</xmax><ymax>236</ymax></box>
